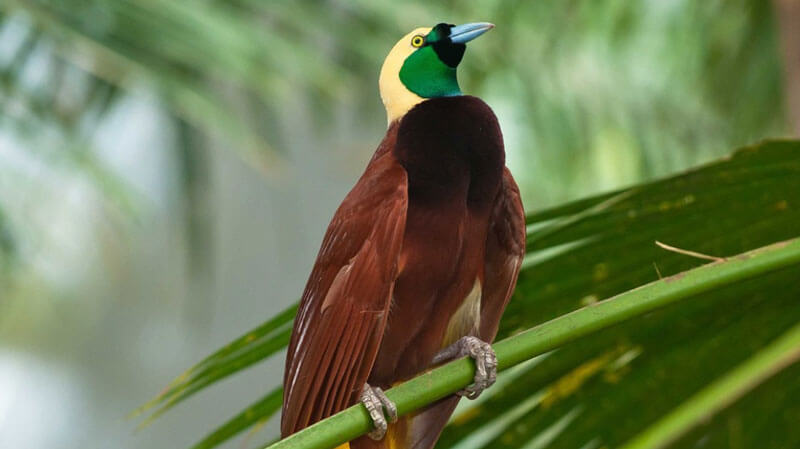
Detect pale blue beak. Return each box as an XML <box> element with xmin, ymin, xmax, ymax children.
<box><xmin>449</xmin><ymin>22</ymin><xmax>495</xmax><ymax>44</ymax></box>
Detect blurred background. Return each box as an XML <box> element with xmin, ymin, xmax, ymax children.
<box><xmin>0</xmin><ymin>1</ymin><xmax>798</xmax><ymax>448</ymax></box>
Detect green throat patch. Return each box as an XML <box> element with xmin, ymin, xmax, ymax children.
<box><xmin>399</xmin><ymin>46</ymin><xmax>462</xmax><ymax>99</ymax></box>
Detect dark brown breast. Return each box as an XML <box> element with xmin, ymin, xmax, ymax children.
<box><xmin>368</xmin><ymin>95</ymin><xmax>506</xmax><ymax>384</ymax></box>
<box><xmin>393</xmin><ymin>95</ymin><xmax>505</xmax><ymax>211</ymax></box>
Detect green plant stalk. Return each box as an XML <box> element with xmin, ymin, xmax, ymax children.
<box><xmin>619</xmin><ymin>320</ymin><xmax>800</xmax><ymax>449</ymax></box>
<box><xmin>264</xmin><ymin>238</ymin><xmax>800</xmax><ymax>449</ymax></box>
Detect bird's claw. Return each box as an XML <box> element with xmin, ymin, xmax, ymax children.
<box><xmin>360</xmin><ymin>384</ymin><xmax>397</xmax><ymax>440</ymax></box>
<box><xmin>434</xmin><ymin>336</ymin><xmax>497</xmax><ymax>400</ymax></box>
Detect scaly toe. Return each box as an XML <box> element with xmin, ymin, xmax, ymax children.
<box><xmin>455</xmin><ymin>336</ymin><xmax>497</xmax><ymax>400</ymax></box>
<box><xmin>373</xmin><ymin>386</ymin><xmax>398</xmax><ymax>423</ymax></box>
<box><xmin>361</xmin><ymin>385</ymin><xmax>389</xmax><ymax>440</ymax></box>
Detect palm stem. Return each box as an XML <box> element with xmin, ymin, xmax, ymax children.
<box><xmin>265</xmin><ymin>238</ymin><xmax>800</xmax><ymax>449</ymax></box>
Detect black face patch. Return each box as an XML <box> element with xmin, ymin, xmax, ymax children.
<box><xmin>432</xmin><ymin>42</ymin><xmax>466</xmax><ymax>68</ymax></box>
<box><xmin>429</xmin><ymin>23</ymin><xmax>466</xmax><ymax>68</ymax></box>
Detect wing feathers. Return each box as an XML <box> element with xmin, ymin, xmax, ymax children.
<box><xmin>479</xmin><ymin>168</ymin><xmax>526</xmax><ymax>341</ymax></box>
<box><xmin>281</xmin><ymin>155</ymin><xmax>408</xmax><ymax>436</ymax></box>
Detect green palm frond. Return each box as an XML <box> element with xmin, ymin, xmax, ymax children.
<box><xmin>265</xmin><ymin>239</ymin><xmax>800</xmax><ymax>449</ymax></box>
<box><xmin>136</xmin><ymin>141</ymin><xmax>800</xmax><ymax>449</ymax></box>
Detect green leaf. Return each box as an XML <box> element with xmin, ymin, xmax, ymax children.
<box><xmin>439</xmin><ymin>141</ymin><xmax>800</xmax><ymax>448</ymax></box>
<box><xmin>668</xmin><ymin>362</ymin><xmax>800</xmax><ymax>449</ymax></box>
<box><xmin>1</xmin><ymin>0</ymin><xmax>287</xmax><ymax>174</ymax></box>
<box><xmin>261</xmin><ymin>239</ymin><xmax>800</xmax><ymax>449</ymax></box>
<box><xmin>620</xmin><ymin>320</ymin><xmax>800</xmax><ymax>449</ymax></box>
<box><xmin>137</xmin><ymin>140</ymin><xmax>800</xmax><ymax>449</ymax></box>
<box><xmin>191</xmin><ymin>387</ymin><xmax>284</xmax><ymax>449</ymax></box>
<box><xmin>131</xmin><ymin>303</ymin><xmax>296</xmax><ymax>425</ymax></box>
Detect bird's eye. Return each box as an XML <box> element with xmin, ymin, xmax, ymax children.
<box><xmin>411</xmin><ymin>35</ymin><xmax>425</xmax><ymax>48</ymax></box>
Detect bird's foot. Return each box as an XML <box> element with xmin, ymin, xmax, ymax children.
<box><xmin>433</xmin><ymin>336</ymin><xmax>497</xmax><ymax>399</ymax></box>
<box><xmin>360</xmin><ymin>384</ymin><xmax>397</xmax><ymax>440</ymax></box>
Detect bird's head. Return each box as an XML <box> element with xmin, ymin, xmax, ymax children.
<box><xmin>379</xmin><ymin>22</ymin><xmax>494</xmax><ymax>124</ymax></box>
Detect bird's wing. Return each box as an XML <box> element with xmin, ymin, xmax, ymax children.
<box><xmin>479</xmin><ymin>167</ymin><xmax>526</xmax><ymax>341</ymax></box>
<box><xmin>281</xmin><ymin>153</ymin><xmax>408</xmax><ymax>437</ymax></box>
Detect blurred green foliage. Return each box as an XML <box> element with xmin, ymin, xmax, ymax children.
<box><xmin>0</xmin><ymin>1</ymin><xmax>795</xmax><ymax>448</ymax></box>
<box><xmin>0</xmin><ymin>0</ymin><xmax>788</xmax><ymax>204</ymax></box>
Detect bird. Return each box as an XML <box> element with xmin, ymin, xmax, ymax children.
<box><xmin>281</xmin><ymin>22</ymin><xmax>526</xmax><ymax>449</ymax></box>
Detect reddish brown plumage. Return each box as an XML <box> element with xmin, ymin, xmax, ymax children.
<box><xmin>281</xmin><ymin>96</ymin><xmax>525</xmax><ymax>449</ymax></box>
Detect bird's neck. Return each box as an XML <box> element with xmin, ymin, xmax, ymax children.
<box><xmin>398</xmin><ymin>48</ymin><xmax>462</xmax><ymax>99</ymax></box>
<box><xmin>380</xmin><ymin>72</ymin><xmax>461</xmax><ymax>126</ymax></box>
